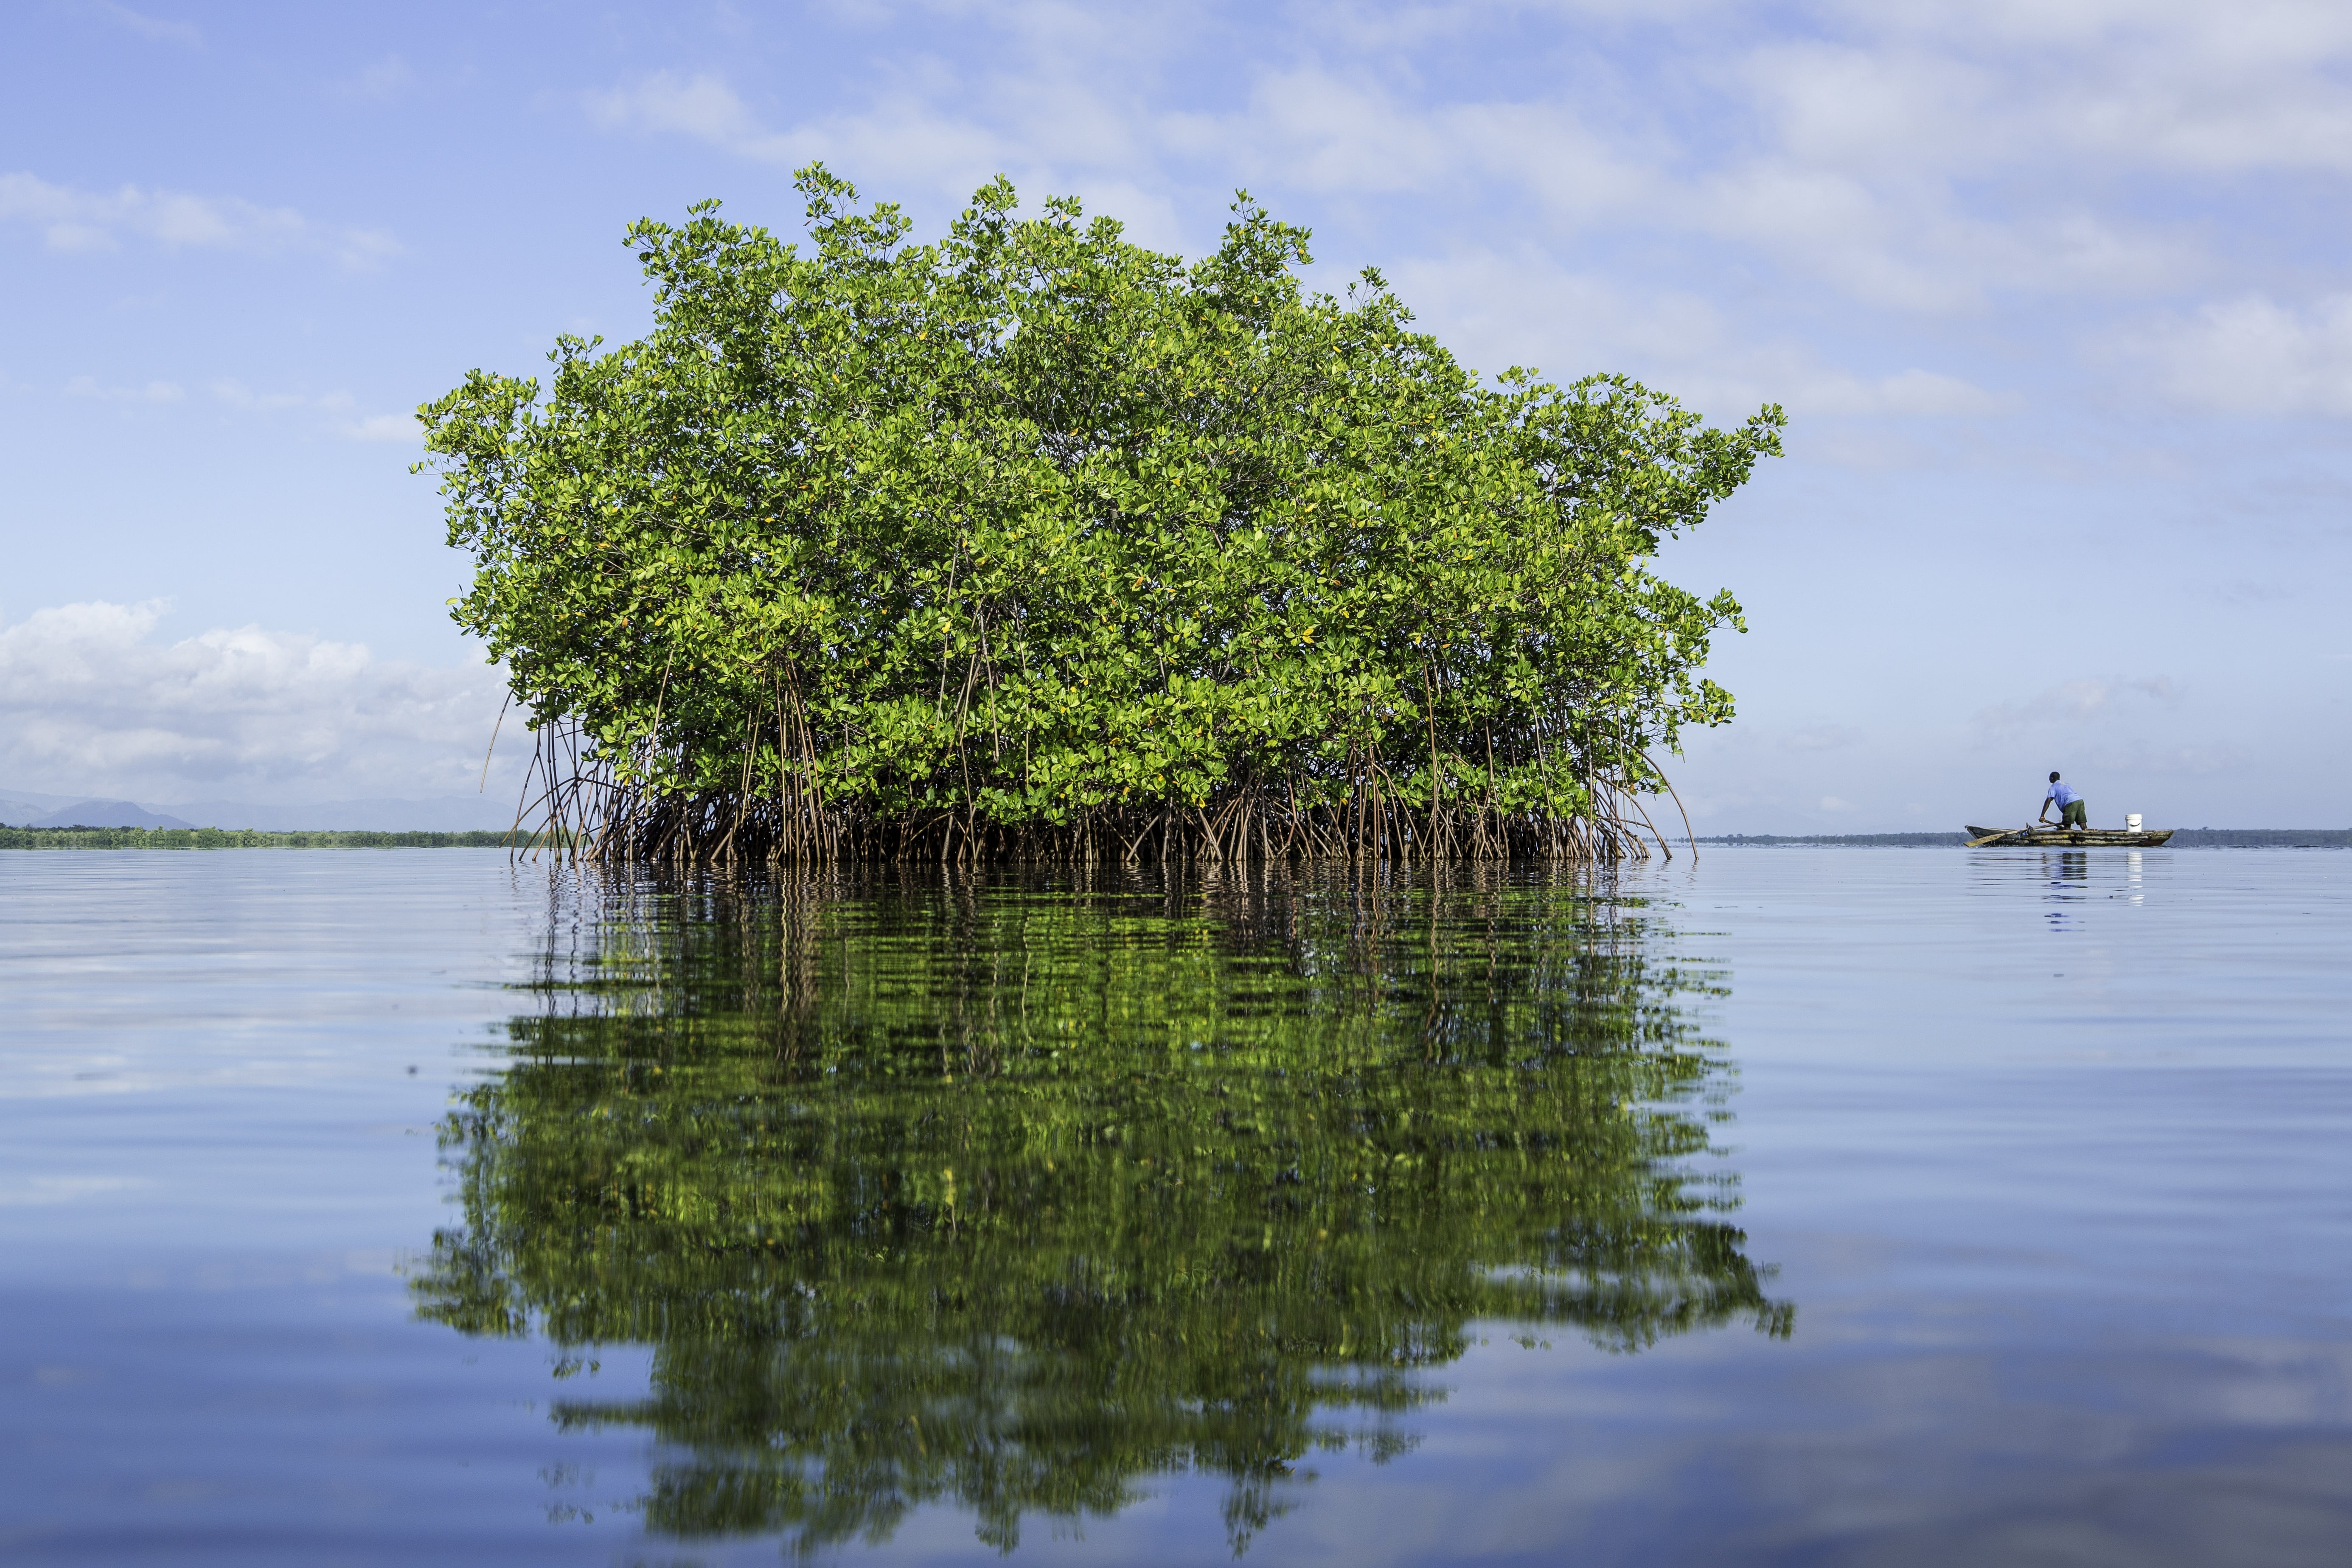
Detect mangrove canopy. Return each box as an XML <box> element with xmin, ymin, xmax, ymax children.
<box><xmin>420</xmin><ymin>168</ymin><xmax>1784</xmax><ymax>865</ymax></box>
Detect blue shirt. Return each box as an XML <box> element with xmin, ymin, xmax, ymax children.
<box><xmin>2047</xmin><ymin>780</ymin><xmax>2079</xmax><ymax>807</ymax></box>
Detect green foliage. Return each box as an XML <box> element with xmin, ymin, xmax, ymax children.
<box><xmin>0</xmin><ymin>827</ymin><xmax>514</xmax><ymax>850</ymax></box>
<box><xmin>421</xmin><ymin>168</ymin><xmax>1783</xmax><ymax>863</ymax></box>
<box><xmin>412</xmin><ymin>866</ymin><xmax>1789</xmax><ymax>1555</ymax></box>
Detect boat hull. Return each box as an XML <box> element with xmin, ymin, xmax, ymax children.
<box><xmin>1964</xmin><ymin>825</ymin><xmax>2176</xmax><ymax>847</ymax></box>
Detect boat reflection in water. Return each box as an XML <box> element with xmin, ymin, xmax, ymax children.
<box><xmin>411</xmin><ymin>866</ymin><xmax>1791</xmax><ymax>1555</ymax></box>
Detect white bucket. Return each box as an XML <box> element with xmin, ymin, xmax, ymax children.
<box><xmin>2125</xmin><ymin>813</ymin><xmax>2143</xmax><ymax>832</ymax></box>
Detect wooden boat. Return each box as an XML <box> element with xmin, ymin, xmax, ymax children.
<box><xmin>1964</xmin><ymin>824</ymin><xmax>2176</xmax><ymax>847</ymax></box>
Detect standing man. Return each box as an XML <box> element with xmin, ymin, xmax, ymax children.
<box><xmin>2040</xmin><ymin>771</ymin><xmax>2087</xmax><ymax>829</ymax></box>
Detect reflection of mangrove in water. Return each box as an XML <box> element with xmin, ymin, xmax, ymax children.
<box><xmin>413</xmin><ymin>865</ymin><xmax>1790</xmax><ymax>1555</ymax></box>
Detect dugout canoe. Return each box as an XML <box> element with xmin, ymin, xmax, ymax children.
<box><xmin>1963</xmin><ymin>825</ymin><xmax>2177</xmax><ymax>847</ymax></box>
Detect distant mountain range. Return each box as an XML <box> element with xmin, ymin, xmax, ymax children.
<box><xmin>0</xmin><ymin>787</ymin><xmax>532</xmax><ymax>832</ymax></box>
<box><xmin>17</xmin><ymin>799</ymin><xmax>198</xmax><ymax>830</ymax></box>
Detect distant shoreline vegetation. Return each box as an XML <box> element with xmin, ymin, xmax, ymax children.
<box><xmin>1703</xmin><ymin>830</ymin><xmax>2352</xmax><ymax>849</ymax></box>
<box><xmin>0</xmin><ymin>827</ymin><xmax>516</xmax><ymax>850</ymax></box>
<box><xmin>421</xmin><ymin>168</ymin><xmax>1783</xmax><ymax>870</ymax></box>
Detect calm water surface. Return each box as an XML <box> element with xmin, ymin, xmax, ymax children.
<box><xmin>2</xmin><ymin>847</ymin><xmax>2346</xmax><ymax>1565</ymax></box>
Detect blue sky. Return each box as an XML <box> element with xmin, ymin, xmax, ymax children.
<box><xmin>3</xmin><ymin>0</ymin><xmax>2348</xmax><ymax>827</ymax></box>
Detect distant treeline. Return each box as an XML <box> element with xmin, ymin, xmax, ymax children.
<box><xmin>1703</xmin><ymin>830</ymin><xmax>2352</xmax><ymax>849</ymax></box>
<box><xmin>0</xmin><ymin>827</ymin><xmax>517</xmax><ymax>850</ymax></box>
<box><xmin>1704</xmin><ymin>833</ymin><xmax>1965</xmax><ymax>847</ymax></box>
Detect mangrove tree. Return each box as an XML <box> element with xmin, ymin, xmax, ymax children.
<box><xmin>420</xmin><ymin>168</ymin><xmax>1784</xmax><ymax>865</ymax></box>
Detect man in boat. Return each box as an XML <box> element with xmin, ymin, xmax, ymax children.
<box><xmin>2039</xmin><ymin>771</ymin><xmax>2087</xmax><ymax>829</ymax></box>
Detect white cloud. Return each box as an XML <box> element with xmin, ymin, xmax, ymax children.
<box><xmin>0</xmin><ymin>601</ymin><xmax>507</xmax><ymax>801</ymax></box>
<box><xmin>2122</xmin><ymin>294</ymin><xmax>2352</xmax><ymax>417</ymax></box>
<box><xmin>1138</xmin><ymin>28</ymin><xmax>2219</xmax><ymax>314</ymax></box>
<box><xmin>1162</xmin><ymin>66</ymin><xmax>1650</xmax><ymax>219</ymax></box>
<box><xmin>586</xmin><ymin>70</ymin><xmax>1019</xmax><ymax>203</ymax></box>
<box><xmin>575</xmin><ymin>0</ymin><xmax>2352</xmax><ymax>336</ymax></box>
<box><xmin>1808</xmin><ymin>367</ymin><xmax>2011</xmax><ymax>418</ymax></box>
<box><xmin>209</xmin><ymin>379</ymin><xmax>354</xmax><ymax>412</ymax></box>
<box><xmin>1762</xmin><ymin>2</ymin><xmax>2352</xmax><ymax>170</ymax></box>
<box><xmin>1384</xmin><ymin>250</ymin><xmax>2007</xmax><ymax>421</ymax></box>
<box><xmin>1674</xmin><ymin>3</ymin><xmax>2352</xmax><ymax>308</ymax></box>
<box><xmin>1692</xmin><ymin>158</ymin><xmax>2198</xmax><ymax>312</ymax></box>
<box><xmin>62</xmin><ymin>376</ymin><xmax>403</xmax><ymax>436</ymax></box>
<box><xmin>341</xmin><ymin>412</ymin><xmax>418</xmax><ymax>442</ymax></box>
<box><xmin>587</xmin><ymin>72</ymin><xmax>812</xmax><ymax>164</ymax></box>
<box><xmin>1972</xmin><ymin>676</ymin><xmax>2181</xmax><ymax>737</ymax></box>
<box><xmin>2086</xmin><ymin>740</ymin><xmax>2245</xmax><ymax>776</ymax></box>
<box><xmin>0</xmin><ymin>172</ymin><xmax>399</xmax><ymax>268</ymax></box>
<box><xmin>340</xmin><ymin>54</ymin><xmax>414</xmax><ymax>102</ymax></box>
<box><xmin>66</xmin><ymin>374</ymin><xmax>183</xmax><ymax>403</ymax></box>
<box><xmin>89</xmin><ymin>2</ymin><xmax>200</xmax><ymax>47</ymax></box>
